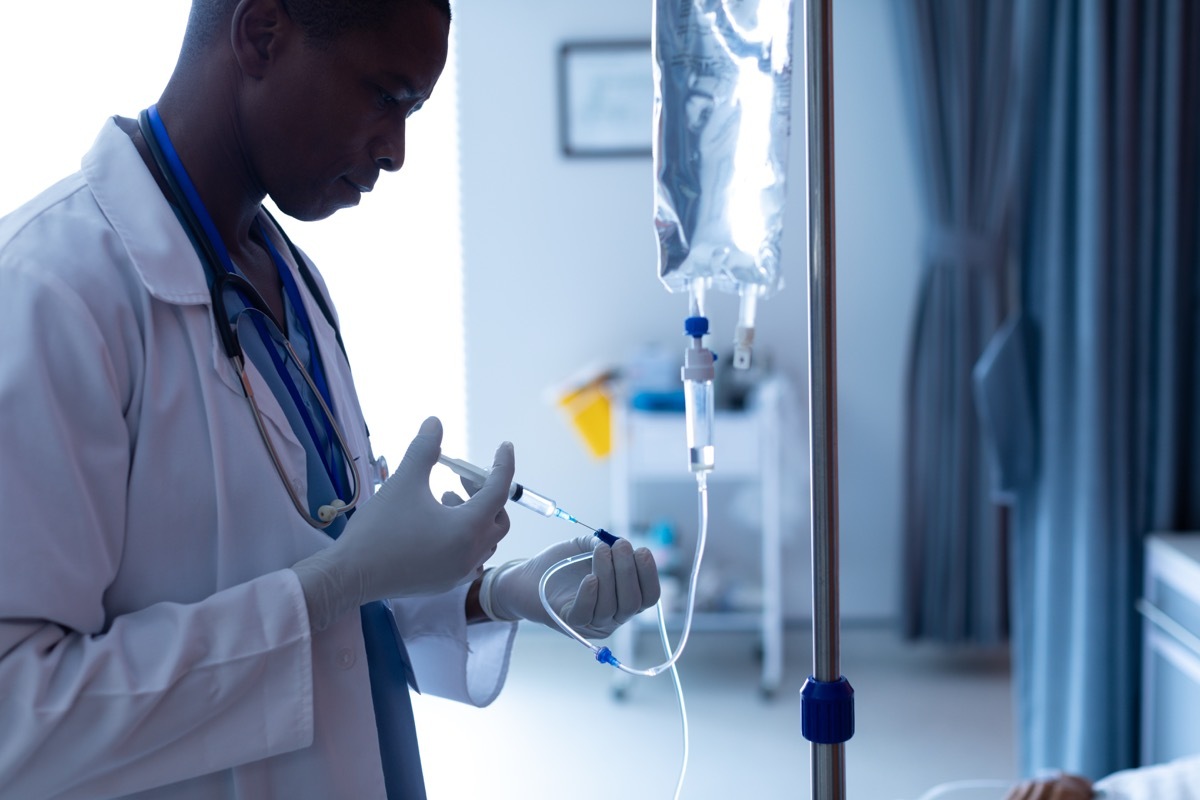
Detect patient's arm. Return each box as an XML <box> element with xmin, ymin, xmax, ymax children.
<box><xmin>1004</xmin><ymin>774</ymin><xmax>1094</xmax><ymax>800</ymax></box>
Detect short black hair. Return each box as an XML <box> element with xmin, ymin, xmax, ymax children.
<box><xmin>182</xmin><ymin>0</ymin><xmax>450</xmax><ymax>61</ymax></box>
<box><xmin>279</xmin><ymin>0</ymin><xmax>451</xmax><ymax>46</ymax></box>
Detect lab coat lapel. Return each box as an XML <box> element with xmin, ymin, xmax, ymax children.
<box><xmin>82</xmin><ymin>117</ymin><xmax>308</xmax><ymax>478</ymax></box>
<box><xmin>83</xmin><ymin>118</ymin><xmax>210</xmax><ymax>306</ymax></box>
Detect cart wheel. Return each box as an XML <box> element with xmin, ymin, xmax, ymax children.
<box><xmin>611</xmin><ymin>684</ymin><xmax>629</xmax><ymax>702</ymax></box>
<box><xmin>759</xmin><ymin>684</ymin><xmax>777</xmax><ymax>701</ymax></box>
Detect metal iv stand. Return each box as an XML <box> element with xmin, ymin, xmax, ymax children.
<box><xmin>799</xmin><ymin>0</ymin><xmax>854</xmax><ymax>797</ymax></box>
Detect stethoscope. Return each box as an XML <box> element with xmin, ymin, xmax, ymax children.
<box><xmin>136</xmin><ymin>106</ymin><xmax>388</xmax><ymax>527</ymax></box>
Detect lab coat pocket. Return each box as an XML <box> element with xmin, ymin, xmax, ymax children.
<box><xmin>241</xmin><ymin>359</ymin><xmax>308</xmax><ymax>487</ymax></box>
<box><xmin>210</xmin><ymin>343</ymin><xmax>309</xmax><ymax>498</ymax></box>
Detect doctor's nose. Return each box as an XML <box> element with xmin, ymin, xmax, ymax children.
<box><xmin>371</xmin><ymin>127</ymin><xmax>406</xmax><ymax>173</ymax></box>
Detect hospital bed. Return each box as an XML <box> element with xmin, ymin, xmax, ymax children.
<box><xmin>900</xmin><ymin>753</ymin><xmax>1200</xmax><ymax>800</ymax></box>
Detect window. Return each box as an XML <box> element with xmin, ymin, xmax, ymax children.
<box><xmin>0</xmin><ymin>3</ymin><xmax>467</xmax><ymax>494</ymax></box>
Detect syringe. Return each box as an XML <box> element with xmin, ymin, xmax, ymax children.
<box><xmin>437</xmin><ymin>454</ymin><xmax>619</xmax><ymax>545</ymax></box>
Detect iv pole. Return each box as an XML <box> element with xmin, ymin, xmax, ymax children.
<box><xmin>800</xmin><ymin>0</ymin><xmax>853</xmax><ymax>797</ymax></box>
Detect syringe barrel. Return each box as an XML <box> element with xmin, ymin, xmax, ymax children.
<box><xmin>511</xmin><ymin>484</ymin><xmax>557</xmax><ymax>517</ymax></box>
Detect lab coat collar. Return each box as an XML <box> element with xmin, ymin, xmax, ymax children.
<box><xmin>81</xmin><ymin>118</ymin><xmax>340</xmax><ymax>363</ymax></box>
<box><xmin>83</xmin><ymin>117</ymin><xmax>211</xmax><ymax>306</ymax></box>
<box><xmin>82</xmin><ymin>118</ymin><xmax>308</xmax><ymax>468</ymax></box>
<box><xmin>82</xmin><ymin>117</ymin><xmax>373</xmax><ymax>502</ymax></box>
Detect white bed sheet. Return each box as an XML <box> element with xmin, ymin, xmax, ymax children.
<box><xmin>1096</xmin><ymin>754</ymin><xmax>1200</xmax><ymax>799</ymax></box>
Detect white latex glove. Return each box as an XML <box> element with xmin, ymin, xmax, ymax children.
<box><xmin>293</xmin><ymin>416</ymin><xmax>513</xmax><ymax>631</ymax></box>
<box><xmin>479</xmin><ymin>535</ymin><xmax>662</xmax><ymax>639</ymax></box>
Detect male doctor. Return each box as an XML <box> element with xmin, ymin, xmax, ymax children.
<box><xmin>0</xmin><ymin>0</ymin><xmax>660</xmax><ymax>798</ymax></box>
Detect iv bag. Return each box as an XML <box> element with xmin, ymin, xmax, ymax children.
<box><xmin>653</xmin><ymin>0</ymin><xmax>794</xmax><ymax>300</ymax></box>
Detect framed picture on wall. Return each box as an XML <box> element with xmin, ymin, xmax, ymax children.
<box><xmin>557</xmin><ymin>40</ymin><xmax>653</xmax><ymax>158</ymax></box>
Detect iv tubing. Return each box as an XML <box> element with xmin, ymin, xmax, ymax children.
<box><xmin>658</xmin><ymin>597</ymin><xmax>689</xmax><ymax>800</ymax></box>
<box><xmin>537</xmin><ymin>473</ymin><xmax>708</xmax><ymax>799</ymax></box>
<box><xmin>538</xmin><ymin>472</ymin><xmax>710</xmax><ymax>677</ymax></box>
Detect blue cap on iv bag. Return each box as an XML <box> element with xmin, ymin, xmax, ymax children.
<box><xmin>684</xmin><ymin>316</ymin><xmax>709</xmax><ymax>337</ymax></box>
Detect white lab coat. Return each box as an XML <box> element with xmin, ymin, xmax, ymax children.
<box><xmin>0</xmin><ymin>118</ymin><xmax>517</xmax><ymax>799</ymax></box>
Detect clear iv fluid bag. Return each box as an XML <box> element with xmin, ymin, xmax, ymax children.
<box><xmin>653</xmin><ymin>0</ymin><xmax>794</xmax><ymax>299</ymax></box>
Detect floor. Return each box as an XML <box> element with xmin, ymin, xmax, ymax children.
<box><xmin>412</xmin><ymin>622</ymin><xmax>1017</xmax><ymax>799</ymax></box>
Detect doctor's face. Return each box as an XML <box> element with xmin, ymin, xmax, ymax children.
<box><xmin>246</xmin><ymin>1</ymin><xmax>450</xmax><ymax>221</ymax></box>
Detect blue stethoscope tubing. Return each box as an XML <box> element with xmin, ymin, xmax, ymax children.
<box><xmin>136</xmin><ymin>106</ymin><xmax>380</xmax><ymax>502</ymax></box>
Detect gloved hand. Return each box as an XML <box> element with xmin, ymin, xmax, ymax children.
<box><xmin>292</xmin><ymin>416</ymin><xmax>513</xmax><ymax>631</ymax></box>
<box><xmin>479</xmin><ymin>535</ymin><xmax>661</xmax><ymax>639</ymax></box>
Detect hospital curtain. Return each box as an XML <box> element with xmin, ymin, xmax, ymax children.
<box><xmin>893</xmin><ymin>0</ymin><xmax>1020</xmax><ymax>645</ymax></box>
<box><xmin>968</xmin><ymin>0</ymin><xmax>1200</xmax><ymax>779</ymax></box>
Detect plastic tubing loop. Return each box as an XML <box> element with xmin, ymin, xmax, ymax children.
<box><xmin>658</xmin><ymin>598</ymin><xmax>689</xmax><ymax>800</ymax></box>
<box><xmin>537</xmin><ymin>473</ymin><xmax>710</xmax><ymax>677</ymax></box>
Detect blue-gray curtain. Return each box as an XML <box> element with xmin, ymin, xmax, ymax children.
<box><xmin>985</xmin><ymin>0</ymin><xmax>1200</xmax><ymax>779</ymax></box>
<box><xmin>894</xmin><ymin>0</ymin><xmax>1019</xmax><ymax>645</ymax></box>
<box><xmin>898</xmin><ymin>0</ymin><xmax>1200</xmax><ymax>778</ymax></box>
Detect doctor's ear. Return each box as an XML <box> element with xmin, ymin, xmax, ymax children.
<box><xmin>230</xmin><ymin>0</ymin><xmax>295</xmax><ymax>79</ymax></box>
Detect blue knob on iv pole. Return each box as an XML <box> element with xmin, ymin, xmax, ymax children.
<box><xmin>800</xmin><ymin>675</ymin><xmax>855</xmax><ymax>745</ymax></box>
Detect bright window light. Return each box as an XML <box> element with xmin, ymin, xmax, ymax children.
<box><xmin>0</xmin><ymin>3</ymin><xmax>468</xmax><ymax>495</ymax></box>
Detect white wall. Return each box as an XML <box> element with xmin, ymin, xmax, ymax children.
<box><xmin>457</xmin><ymin>0</ymin><xmax>922</xmax><ymax>621</ymax></box>
<box><xmin>0</xmin><ymin>2</ymin><xmax>190</xmax><ymax>216</ymax></box>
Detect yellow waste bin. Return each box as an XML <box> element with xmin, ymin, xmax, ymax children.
<box><xmin>555</xmin><ymin>376</ymin><xmax>613</xmax><ymax>458</ymax></box>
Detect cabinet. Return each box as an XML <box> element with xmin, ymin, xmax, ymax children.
<box><xmin>608</xmin><ymin>377</ymin><xmax>786</xmax><ymax>698</ymax></box>
<box><xmin>1140</xmin><ymin>533</ymin><xmax>1200</xmax><ymax>765</ymax></box>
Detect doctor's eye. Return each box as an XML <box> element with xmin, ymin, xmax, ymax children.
<box><xmin>376</xmin><ymin>88</ymin><xmax>424</xmax><ymax>119</ymax></box>
<box><xmin>376</xmin><ymin>88</ymin><xmax>400</xmax><ymax>109</ymax></box>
